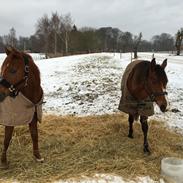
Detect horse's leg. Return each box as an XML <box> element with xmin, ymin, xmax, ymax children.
<box><xmin>29</xmin><ymin>113</ymin><xmax>44</xmax><ymax>162</ymax></box>
<box><xmin>140</xmin><ymin>116</ymin><xmax>150</xmax><ymax>154</ymax></box>
<box><xmin>128</xmin><ymin>114</ymin><xmax>134</xmax><ymax>138</ymax></box>
<box><xmin>1</xmin><ymin>126</ymin><xmax>14</xmax><ymax>168</ymax></box>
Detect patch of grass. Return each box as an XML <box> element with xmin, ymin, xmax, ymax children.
<box><xmin>0</xmin><ymin>114</ymin><xmax>183</xmax><ymax>182</ymax></box>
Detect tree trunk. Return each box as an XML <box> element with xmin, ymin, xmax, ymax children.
<box><xmin>175</xmin><ymin>32</ymin><xmax>183</xmax><ymax>56</ymax></box>
<box><xmin>54</xmin><ymin>32</ymin><xmax>57</xmax><ymax>55</ymax></box>
<box><xmin>45</xmin><ymin>34</ymin><xmax>49</xmax><ymax>59</ymax></box>
<box><xmin>65</xmin><ymin>32</ymin><xmax>68</xmax><ymax>54</ymax></box>
<box><xmin>176</xmin><ymin>47</ymin><xmax>180</xmax><ymax>56</ymax></box>
<box><xmin>134</xmin><ymin>49</ymin><xmax>138</xmax><ymax>59</ymax></box>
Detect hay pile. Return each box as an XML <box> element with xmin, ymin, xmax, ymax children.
<box><xmin>0</xmin><ymin>113</ymin><xmax>183</xmax><ymax>183</ymax></box>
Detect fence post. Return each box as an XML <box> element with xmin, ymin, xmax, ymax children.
<box><xmin>120</xmin><ymin>50</ymin><xmax>122</xmax><ymax>59</ymax></box>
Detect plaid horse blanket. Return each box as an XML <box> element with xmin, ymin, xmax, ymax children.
<box><xmin>0</xmin><ymin>92</ymin><xmax>43</xmax><ymax>126</ymax></box>
<box><xmin>118</xmin><ymin>60</ymin><xmax>154</xmax><ymax>117</ymax></box>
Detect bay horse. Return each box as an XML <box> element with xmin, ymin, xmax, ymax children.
<box><xmin>0</xmin><ymin>47</ymin><xmax>44</xmax><ymax>169</ymax></box>
<box><xmin>118</xmin><ymin>58</ymin><xmax>168</xmax><ymax>154</ymax></box>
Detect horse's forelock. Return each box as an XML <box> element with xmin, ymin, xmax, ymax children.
<box><xmin>3</xmin><ymin>52</ymin><xmax>23</xmax><ymax>67</ymax></box>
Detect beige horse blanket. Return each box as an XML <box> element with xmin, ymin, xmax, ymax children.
<box><xmin>0</xmin><ymin>92</ymin><xmax>43</xmax><ymax>126</ymax></box>
<box><xmin>118</xmin><ymin>60</ymin><xmax>154</xmax><ymax>117</ymax></box>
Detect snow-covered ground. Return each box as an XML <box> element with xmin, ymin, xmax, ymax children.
<box><xmin>35</xmin><ymin>52</ymin><xmax>183</xmax><ymax>133</ymax></box>
<box><xmin>0</xmin><ymin>51</ymin><xmax>182</xmax><ymax>132</ymax></box>
<box><xmin>0</xmin><ymin>52</ymin><xmax>183</xmax><ymax>183</ymax></box>
<box><xmin>38</xmin><ymin>53</ymin><xmax>124</xmax><ymax>116</ymax></box>
<box><xmin>56</xmin><ymin>174</ymin><xmax>164</xmax><ymax>183</ymax></box>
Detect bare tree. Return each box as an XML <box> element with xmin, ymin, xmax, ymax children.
<box><xmin>9</xmin><ymin>27</ymin><xmax>17</xmax><ymax>47</ymax></box>
<box><xmin>36</xmin><ymin>14</ymin><xmax>50</xmax><ymax>57</ymax></box>
<box><xmin>60</xmin><ymin>13</ymin><xmax>73</xmax><ymax>54</ymax></box>
<box><xmin>3</xmin><ymin>27</ymin><xmax>17</xmax><ymax>47</ymax></box>
<box><xmin>50</xmin><ymin>12</ymin><xmax>60</xmax><ymax>55</ymax></box>
<box><xmin>133</xmin><ymin>32</ymin><xmax>142</xmax><ymax>59</ymax></box>
<box><xmin>175</xmin><ymin>29</ymin><xmax>183</xmax><ymax>55</ymax></box>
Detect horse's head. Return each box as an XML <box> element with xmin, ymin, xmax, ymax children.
<box><xmin>0</xmin><ymin>47</ymin><xmax>29</xmax><ymax>102</ymax></box>
<box><xmin>147</xmin><ymin>58</ymin><xmax>168</xmax><ymax>112</ymax></box>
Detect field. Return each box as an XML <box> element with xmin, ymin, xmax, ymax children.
<box><xmin>0</xmin><ymin>114</ymin><xmax>183</xmax><ymax>183</ymax></box>
<box><xmin>0</xmin><ymin>52</ymin><xmax>183</xmax><ymax>183</ymax></box>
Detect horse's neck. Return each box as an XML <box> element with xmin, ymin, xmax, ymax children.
<box><xmin>21</xmin><ymin>63</ymin><xmax>43</xmax><ymax>104</ymax></box>
<box><xmin>22</xmin><ymin>84</ymin><xmax>43</xmax><ymax>104</ymax></box>
<box><xmin>127</xmin><ymin>62</ymin><xmax>149</xmax><ymax>100</ymax></box>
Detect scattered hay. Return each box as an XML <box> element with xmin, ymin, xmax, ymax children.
<box><xmin>0</xmin><ymin>114</ymin><xmax>183</xmax><ymax>183</ymax></box>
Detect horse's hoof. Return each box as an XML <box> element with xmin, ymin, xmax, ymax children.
<box><xmin>34</xmin><ymin>157</ymin><xmax>44</xmax><ymax>163</ymax></box>
<box><xmin>128</xmin><ymin>134</ymin><xmax>134</xmax><ymax>139</ymax></box>
<box><xmin>143</xmin><ymin>148</ymin><xmax>151</xmax><ymax>155</ymax></box>
<box><xmin>144</xmin><ymin>151</ymin><xmax>151</xmax><ymax>156</ymax></box>
<box><xmin>0</xmin><ymin>162</ymin><xmax>9</xmax><ymax>169</ymax></box>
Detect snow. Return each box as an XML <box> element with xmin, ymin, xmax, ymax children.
<box><xmin>37</xmin><ymin>53</ymin><xmax>125</xmax><ymax>116</ymax></box>
<box><xmin>55</xmin><ymin>174</ymin><xmax>165</xmax><ymax>183</ymax></box>
<box><xmin>0</xmin><ymin>52</ymin><xmax>183</xmax><ymax>183</ymax></box>
<box><xmin>35</xmin><ymin>52</ymin><xmax>183</xmax><ymax>134</ymax></box>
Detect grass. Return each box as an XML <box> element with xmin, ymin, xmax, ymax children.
<box><xmin>0</xmin><ymin>113</ymin><xmax>183</xmax><ymax>183</ymax></box>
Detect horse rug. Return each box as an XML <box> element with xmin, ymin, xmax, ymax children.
<box><xmin>118</xmin><ymin>60</ymin><xmax>154</xmax><ymax>116</ymax></box>
<box><xmin>0</xmin><ymin>92</ymin><xmax>43</xmax><ymax>126</ymax></box>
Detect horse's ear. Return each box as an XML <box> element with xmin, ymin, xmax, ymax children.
<box><xmin>150</xmin><ymin>58</ymin><xmax>156</xmax><ymax>71</ymax></box>
<box><xmin>5</xmin><ymin>46</ymin><xmax>13</xmax><ymax>55</ymax></box>
<box><xmin>11</xmin><ymin>47</ymin><xmax>20</xmax><ymax>56</ymax></box>
<box><xmin>5</xmin><ymin>46</ymin><xmax>20</xmax><ymax>57</ymax></box>
<box><xmin>161</xmin><ymin>59</ymin><xmax>167</xmax><ymax>69</ymax></box>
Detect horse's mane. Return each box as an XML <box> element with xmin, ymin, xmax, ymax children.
<box><xmin>23</xmin><ymin>53</ymin><xmax>41</xmax><ymax>84</ymax></box>
<box><xmin>131</xmin><ymin>61</ymin><xmax>149</xmax><ymax>84</ymax></box>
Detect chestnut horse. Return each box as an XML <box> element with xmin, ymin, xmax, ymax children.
<box><xmin>119</xmin><ymin>58</ymin><xmax>168</xmax><ymax>154</ymax></box>
<box><xmin>0</xmin><ymin>47</ymin><xmax>43</xmax><ymax>169</ymax></box>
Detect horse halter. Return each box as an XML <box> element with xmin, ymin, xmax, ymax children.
<box><xmin>142</xmin><ymin>63</ymin><xmax>168</xmax><ymax>102</ymax></box>
<box><xmin>148</xmin><ymin>90</ymin><xmax>168</xmax><ymax>102</ymax></box>
<box><xmin>144</xmin><ymin>81</ymin><xmax>168</xmax><ymax>102</ymax></box>
<box><xmin>0</xmin><ymin>55</ymin><xmax>29</xmax><ymax>98</ymax></box>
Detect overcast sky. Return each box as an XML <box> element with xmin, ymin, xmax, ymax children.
<box><xmin>0</xmin><ymin>0</ymin><xmax>183</xmax><ymax>40</ymax></box>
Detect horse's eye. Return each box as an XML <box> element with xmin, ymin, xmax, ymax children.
<box><xmin>9</xmin><ymin>68</ymin><xmax>17</xmax><ymax>74</ymax></box>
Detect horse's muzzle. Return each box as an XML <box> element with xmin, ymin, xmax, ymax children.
<box><xmin>0</xmin><ymin>92</ymin><xmax>6</xmax><ymax>102</ymax></box>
